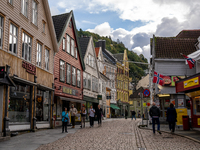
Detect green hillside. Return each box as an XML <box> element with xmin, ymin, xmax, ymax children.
<box><xmin>77</xmin><ymin>29</ymin><xmax>148</xmax><ymax>83</ymax></box>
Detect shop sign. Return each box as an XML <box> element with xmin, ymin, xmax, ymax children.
<box><xmin>171</xmin><ymin>76</ymin><xmax>185</xmax><ymax>86</ymax></box>
<box><xmin>184</xmin><ymin>77</ymin><xmax>199</xmax><ymax>89</ymax></box>
<box><xmin>163</xmin><ymin>76</ymin><xmax>185</xmax><ymax>86</ymax></box>
<box><xmin>198</xmin><ymin>118</ymin><xmax>200</xmax><ymax>126</ymax></box>
<box><xmin>163</xmin><ymin>76</ymin><xmax>171</xmax><ymax>86</ymax></box>
<box><xmin>97</xmin><ymin>95</ymin><xmax>102</xmax><ymax>100</ymax></box>
<box><xmin>62</xmin><ymin>86</ymin><xmax>78</xmax><ymax>96</ymax></box>
<box><xmin>37</xmin><ymin>96</ymin><xmax>42</xmax><ymax>103</ymax></box>
<box><xmin>22</xmin><ymin>61</ymin><xmax>36</xmax><ymax>75</ymax></box>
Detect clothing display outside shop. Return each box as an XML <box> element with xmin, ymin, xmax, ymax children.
<box><xmin>8</xmin><ymin>84</ymin><xmax>30</xmax><ymax>122</ymax></box>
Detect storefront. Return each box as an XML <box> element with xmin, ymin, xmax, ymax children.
<box><xmin>176</xmin><ymin>73</ymin><xmax>200</xmax><ymax>128</ymax></box>
<box><xmin>110</xmin><ymin>104</ymin><xmax>120</xmax><ymax>118</ymax></box>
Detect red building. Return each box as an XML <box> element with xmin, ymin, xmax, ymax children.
<box><xmin>52</xmin><ymin>11</ymin><xmax>85</xmax><ymax>126</ymax></box>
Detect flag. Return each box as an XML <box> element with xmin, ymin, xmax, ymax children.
<box><xmin>153</xmin><ymin>71</ymin><xmax>164</xmax><ymax>86</ymax></box>
<box><xmin>182</xmin><ymin>54</ymin><xmax>195</xmax><ymax>69</ymax></box>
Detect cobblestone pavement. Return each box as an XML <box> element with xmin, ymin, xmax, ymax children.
<box><xmin>37</xmin><ymin>119</ymin><xmax>200</xmax><ymax>150</ymax></box>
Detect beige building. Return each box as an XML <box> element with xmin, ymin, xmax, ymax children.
<box><xmin>0</xmin><ymin>0</ymin><xmax>58</xmax><ymax>136</ymax></box>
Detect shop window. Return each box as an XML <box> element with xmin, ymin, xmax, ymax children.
<box><xmin>32</xmin><ymin>0</ymin><xmax>38</xmax><ymax>25</ymax></box>
<box><xmin>137</xmin><ymin>101</ymin><xmax>140</xmax><ymax>107</ymax></box>
<box><xmin>45</xmin><ymin>49</ymin><xmax>49</xmax><ymax>70</ymax></box>
<box><xmin>60</xmin><ymin>60</ymin><xmax>65</xmax><ymax>82</ymax></box>
<box><xmin>21</xmin><ymin>0</ymin><xmax>28</xmax><ymax>17</ymax></box>
<box><xmin>72</xmin><ymin>67</ymin><xmax>76</xmax><ymax>86</ymax></box>
<box><xmin>83</xmin><ymin>72</ymin><xmax>87</xmax><ymax>88</ymax></box>
<box><xmin>66</xmin><ymin>35</ymin><xmax>70</xmax><ymax>53</ymax></box>
<box><xmin>186</xmin><ymin>99</ymin><xmax>191</xmax><ymax>109</ymax></box>
<box><xmin>36</xmin><ymin>43</ymin><xmax>42</xmax><ymax>67</ymax></box>
<box><xmin>77</xmin><ymin>69</ymin><xmax>81</xmax><ymax>88</ymax></box>
<box><xmin>9</xmin><ymin>23</ymin><xmax>18</xmax><ymax>54</ymax></box>
<box><xmin>71</xmin><ymin>39</ymin><xmax>74</xmax><ymax>57</ymax></box>
<box><xmin>36</xmin><ymin>90</ymin><xmax>50</xmax><ymax>122</ymax></box>
<box><xmin>0</xmin><ymin>15</ymin><xmax>3</xmax><ymax>49</ymax></box>
<box><xmin>22</xmin><ymin>32</ymin><xmax>32</xmax><ymax>61</ymax></box>
<box><xmin>9</xmin><ymin>85</ymin><xmax>31</xmax><ymax>122</ymax></box>
<box><xmin>62</xmin><ymin>37</ymin><xmax>65</xmax><ymax>51</ymax></box>
<box><xmin>66</xmin><ymin>64</ymin><xmax>71</xmax><ymax>84</ymax></box>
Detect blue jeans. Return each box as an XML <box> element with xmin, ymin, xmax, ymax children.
<box><xmin>152</xmin><ymin>117</ymin><xmax>160</xmax><ymax>133</ymax></box>
<box><xmin>132</xmin><ymin>115</ymin><xmax>136</xmax><ymax>120</ymax></box>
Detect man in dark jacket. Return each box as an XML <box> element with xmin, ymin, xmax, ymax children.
<box><xmin>96</xmin><ymin>105</ymin><xmax>103</xmax><ymax>126</ymax></box>
<box><xmin>166</xmin><ymin>103</ymin><xmax>177</xmax><ymax>133</ymax></box>
<box><xmin>149</xmin><ymin>102</ymin><xmax>161</xmax><ymax>134</ymax></box>
<box><xmin>131</xmin><ymin>110</ymin><xmax>136</xmax><ymax>120</ymax></box>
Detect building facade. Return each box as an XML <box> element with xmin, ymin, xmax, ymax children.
<box><xmin>52</xmin><ymin>11</ymin><xmax>85</xmax><ymax>126</ymax></box>
<box><xmin>0</xmin><ymin>0</ymin><xmax>58</xmax><ymax>136</ymax></box>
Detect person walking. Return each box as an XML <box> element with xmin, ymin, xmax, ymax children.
<box><xmin>131</xmin><ymin>110</ymin><xmax>136</xmax><ymax>120</ymax></box>
<box><xmin>88</xmin><ymin>105</ymin><xmax>95</xmax><ymax>127</ymax></box>
<box><xmin>80</xmin><ymin>105</ymin><xmax>87</xmax><ymax>128</ymax></box>
<box><xmin>149</xmin><ymin>102</ymin><xmax>162</xmax><ymax>134</ymax></box>
<box><xmin>96</xmin><ymin>105</ymin><xmax>103</xmax><ymax>126</ymax></box>
<box><xmin>125</xmin><ymin>110</ymin><xmax>128</xmax><ymax>119</ymax></box>
<box><xmin>166</xmin><ymin>103</ymin><xmax>177</xmax><ymax>134</ymax></box>
<box><xmin>62</xmin><ymin>107</ymin><xmax>69</xmax><ymax>133</ymax></box>
<box><xmin>138</xmin><ymin>110</ymin><xmax>141</xmax><ymax>118</ymax></box>
<box><xmin>70</xmin><ymin>104</ymin><xmax>77</xmax><ymax>128</ymax></box>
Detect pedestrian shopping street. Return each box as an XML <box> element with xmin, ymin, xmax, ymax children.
<box><xmin>1</xmin><ymin>119</ymin><xmax>199</xmax><ymax>150</ymax></box>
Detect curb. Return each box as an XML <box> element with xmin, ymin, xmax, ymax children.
<box><xmin>138</xmin><ymin>126</ymin><xmax>200</xmax><ymax>144</ymax></box>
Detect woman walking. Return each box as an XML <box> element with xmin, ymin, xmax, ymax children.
<box><xmin>80</xmin><ymin>105</ymin><xmax>87</xmax><ymax>128</ymax></box>
<box><xmin>62</xmin><ymin>107</ymin><xmax>69</xmax><ymax>133</ymax></box>
<box><xmin>89</xmin><ymin>105</ymin><xmax>95</xmax><ymax>127</ymax></box>
<box><xmin>166</xmin><ymin>103</ymin><xmax>177</xmax><ymax>133</ymax></box>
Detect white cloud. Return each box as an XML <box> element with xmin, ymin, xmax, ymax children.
<box><xmin>82</xmin><ymin>20</ymin><xmax>97</xmax><ymax>25</ymax></box>
<box><xmin>132</xmin><ymin>47</ymin><xmax>143</xmax><ymax>54</ymax></box>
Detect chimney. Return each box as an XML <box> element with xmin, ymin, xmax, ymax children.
<box><xmin>95</xmin><ymin>40</ymin><xmax>106</xmax><ymax>52</ymax></box>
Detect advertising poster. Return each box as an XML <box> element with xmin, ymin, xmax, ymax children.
<box><xmin>178</xmin><ymin>99</ymin><xmax>184</xmax><ymax>107</ymax></box>
<box><xmin>170</xmin><ymin>99</ymin><xmax>175</xmax><ymax>106</ymax></box>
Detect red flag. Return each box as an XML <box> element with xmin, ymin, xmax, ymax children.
<box><xmin>182</xmin><ymin>54</ymin><xmax>195</xmax><ymax>69</ymax></box>
<box><xmin>153</xmin><ymin>71</ymin><xmax>164</xmax><ymax>86</ymax></box>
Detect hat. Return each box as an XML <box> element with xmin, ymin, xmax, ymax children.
<box><xmin>82</xmin><ymin>104</ymin><xmax>85</xmax><ymax>107</ymax></box>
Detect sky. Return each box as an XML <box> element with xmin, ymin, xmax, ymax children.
<box><xmin>48</xmin><ymin>0</ymin><xmax>200</xmax><ymax>61</ymax></box>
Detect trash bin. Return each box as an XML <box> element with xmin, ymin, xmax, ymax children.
<box><xmin>182</xmin><ymin>115</ymin><xmax>190</xmax><ymax>130</ymax></box>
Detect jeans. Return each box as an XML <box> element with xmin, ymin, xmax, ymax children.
<box><xmin>62</xmin><ymin>121</ymin><xmax>67</xmax><ymax>132</ymax></box>
<box><xmin>81</xmin><ymin>116</ymin><xmax>86</xmax><ymax>127</ymax></box>
<box><xmin>97</xmin><ymin>115</ymin><xmax>102</xmax><ymax>124</ymax></box>
<box><xmin>168</xmin><ymin>121</ymin><xmax>175</xmax><ymax>132</ymax></box>
<box><xmin>132</xmin><ymin>115</ymin><xmax>136</xmax><ymax>120</ymax></box>
<box><xmin>71</xmin><ymin>116</ymin><xmax>75</xmax><ymax>126</ymax></box>
<box><xmin>152</xmin><ymin>117</ymin><xmax>160</xmax><ymax>133</ymax></box>
<box><xmin>89</xmin><ymin>116</ymin><xmax>94</xmax><ymax>127</ymax></box>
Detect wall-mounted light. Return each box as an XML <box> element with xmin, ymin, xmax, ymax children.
<box><xmin>54</xmin><ymin>77</ymin><xmax>58</xmax><ymax>80</ymax></box>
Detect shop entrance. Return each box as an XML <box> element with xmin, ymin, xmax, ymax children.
<box><xmin>159</xmin><ymin>98</ymin><xmax>170</xmax><ymax>121</ymax></box>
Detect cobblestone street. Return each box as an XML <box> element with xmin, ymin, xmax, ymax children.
<box><xmin>37</xmin><ymin>119</ymin><xmax>200</xmax><ymax>150</ymax></box>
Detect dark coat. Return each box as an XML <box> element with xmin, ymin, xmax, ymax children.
<box><xmin>166</xmin><ymin>107</ymin><xmax>177</xmax><ymax>122</ymax></box>
<box><xmin>96</xmin><ymin>108</ymin><xmax>103</xmax><ymax>116</ymax></box>
<box><xmin>125</xmin><ymin>110</ymin><xmax>128</xmax><ymax>116</ymax></box>
<box><xmin>132</xmin><ymin>111</ymin><xmax>136</xmax><ymax>115</ymax></box>
<box><xmin>149</xmin><ymin>106</ymin><xmax>160</xmax><ymax>117</ymax></box>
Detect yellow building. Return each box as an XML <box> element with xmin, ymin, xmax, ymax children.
<box><xmin>113</xmin><ymin>50</ymin><xmax>130</xmax><ymax>116</ymax></box>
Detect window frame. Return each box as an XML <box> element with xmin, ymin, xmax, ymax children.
<box><xmin>83</xmin><ymin>72</ymin><xmax>87</xmax><ymax>89</ymax></box>
<box><xmin>59</xmin><ymin>59</ymin><xmax>65</xmax><ymax>82</ymax></box>
<box><xmin>8</xmin><ymin>0</ymin><xmax>13</xmax><ymax>5</ymax></box>
<box><xmin>9</xmin><ymin>23</ymin><xmax>18</xmax><ymax>54</ymax></box>
<box><xmin>77</xmin><ymin>69</ymin><xmax>81</xmax><ymax>88</ymax></box>
<box><xmin>88</xmin><ymin>74</ymin><xmax>91</xmax><ymax>90</ymax></box>
<box><xmin>22</xmin><ymin>31</ymin><xmax>32</xmax><ymax>62</ymax></box>
<box><xmin>66</xmin><ymin>34</ymin><xmax>70</xmax><ymax>54</ymax></box>
<box><xmin>21</xmin><ymin>0</ymin><xmax>28</xmax><ymax>18</ymax></box>
<box><xmin>66</xmin><ymin>63</ymin><xmax>71</xmax><ymax>84</ymax></box>
<box><xmin>32</xmin><ymin>0</ymin><xmax>38</xmax><ymax>26</ymax></box>
<box><xmin>71</xmin><ymin>38</ymin><xmax>74</xmax><ymax>57</ymax></box>
<box><xmin>72</xmin><ymin>66</ymin><xmax>76</xmax><ymax>86</ymax></box>
<box><xmin>36</xmin><ymin>42</ymin><xmax>42</xmax><ymax>67</ymax></box>
<box><xmin>45</xmin><ymin>48</ymin><xmax>50</xmax><ymax>71</ymax></box>
<box><xmin>75</xmin><ymin>47</ymin><xmax>77</xmax><ymax>59</ymax></box>
<box><xmin>62</xmin><ymin>37</ymin><xmax>65</xmax><ymax>51</ymax></box>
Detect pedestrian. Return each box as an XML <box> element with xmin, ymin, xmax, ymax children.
<box><xmin>80</xmin><ymin>105</ymin><xmax>87</xmax><ymax>128</ymax></box>
<box><xmin>131</xmin><ymin>110</ymin><xmax>136</xmax><ymax>120</ymax></box>
<box><xmin>166</xmin><ymin>103</ymin><xmax>177</xmax><ymax>134</ymax></box>
<box><xmin>88</xmin><ymin>105</ymin><xmax>95</xmax><ymax>127</ymax></box>
<box><xmin>96</xmin><ymin>105</ymin><xmax>103</xmax><ymax>126</ymax></box>
<box><xmin>62</xmin><ymin>107</ymin><xmax>69</xmax><ymax>133</ymax></box>
<box><xmin>125</xmin><ymin>110</ymin><xmax>128</xmax><ymax>119</ymax></box>
<box><xmin>70</xmin><ymin>104</ymin><xmax>77</xmax><ymax>128</ymax></box>
<box><xmin>138</xmin><ymin>110</ymin><xmax>141</xmax><ymax>118</ymax></box>
<box><xmin>149</xmin><ymin>102</ymin><xmax>162</xmax><ymax>134</ymax></box>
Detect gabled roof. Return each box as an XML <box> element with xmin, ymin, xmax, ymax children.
<box><xmin>154</xmin><ymin>37</ymin><xmax>197</xmax><ymax>59</ymax></box>
<box><xmin>52</xmin><ymin>13</ymin><xmax>70</xmax><ymax>41</ymax></box>
<box><xmin>176</xmin><ymin>30</ymin><xmax>200</xmax><ymax>39</ymax></box>
<box><xmin>78</xmin><ymin>37</ymin><xmax>90</xmax><ymax>58</ymax></box>
<box><xmin>113</xmin><ymin>53</ymin><xmax>124</xmax><ymax>62</ymax></box>
<box><xmin>95</xmin><ymin>47</ymin><xmax>100</xmax><ymax>57</ymax></box>
<box><xmin>52</xmin><ymin>11</ymin><xmax>85</xmax><ymax>70</ymax></box>
<box><xmin>102</xmin><ymin>49</ymin><xmax>116</xmax><ymax>65</ymax></box>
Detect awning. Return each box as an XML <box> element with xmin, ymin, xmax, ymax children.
<box><xmin>59</xmin><ymin>96</ymin><xmax>85</xmax><ymax>103</ymax></box>
<box><xmin>110</xmin><ymin>104</ymin><xmax>120</xmax><ymax>110</ymax></box>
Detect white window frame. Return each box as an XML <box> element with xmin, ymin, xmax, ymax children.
<box><xmin>83</xmin><ymin>72</ymin><xmax>87</xmax><ymax>88</ymax></box>
<box><xmin>89</xmin><ymin>55</ymin><xmax>91</xmax><ymax>66</ymax></box>
<box><xmin>9</xmin><ymin>23</ymin><xmax>18</xmax><ymax>54</ymax></box>
<box><xmin>66</xmin><ymin>35</ymin><xmax>70</xmax><ymax>53</ymax></box>
<box><xmin>60</xmin><ymin>60</ymin><xmax>65</xmax><ymax>82</ymax></box>
<box><xmin>0</xmin><ymin>15</ymin><xmax>3</xmax><ymax>49</ymax></box>
<box><xmin>88</xmin><ymin>74</ymin><xmax>91</xmax><ymax>90</ymax></box>
<box><xmin>62</xmin><ymin>37</ymin><xmax>65</xmax><ymax>51</ymax></box>
<box><xmin>36</xmin><ymin>43</ymin><xmax>42</xmax><ymax>67</ymax></box>
<box><xmin>67</xmin><ymin>64</ymin><xmax>71</xmax><ymax>84</ymax></box>
<box><xmin>72</xmin><ymin>67</ymin><xmax>76</xmax><ymax>86</ymax></box>
<box><xmin>92</xmin><ymin>76</ymin><xmax>95</xmax><ymax>92</ymax></box>
<box><xmin>45</xmin><ymin>49</ymin><xmax>49</xmax><ymax>71</ymax></box>
<box><xmin>75</xmin><ymin>47</ymin><xmax>77</xmax><ymax>59</ymax></box>
<box><xmin>22</xmin><ymin>32</ymin><xmax>32</xmax><ymax>62</ymax></box>
<box><xmin>8</xmin><ymin>0</ymin><xmax>13</xmax><ymax>5</ymax></box>
<box><xmin>32</xmin><ymin>0</ymin><xmax>38</xmax><ymax>25</ymax></box>
<box><xmin>42</xmin><ymin>21</ymin><xmax>46</xmax><ymax>33</ymax></box>
<box><xmin>77</xmin><ymin>69</ymin><xmax>81</xmax><ymax>88</ymax></box>
<box><xmin>21</xmin><ymin>0</ymin><xmax>28</xmax><ymax>17</ymax></box>
<box><xmin>71</xmin><ymin>39</ymin><xmax>74</xmax><ymax>57</ymax></box>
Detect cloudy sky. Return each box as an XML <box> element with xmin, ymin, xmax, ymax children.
<box><xmin>49</xmin><ymin>0</ymin><xmax>200</xmax><ymax>61</ymax></box>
